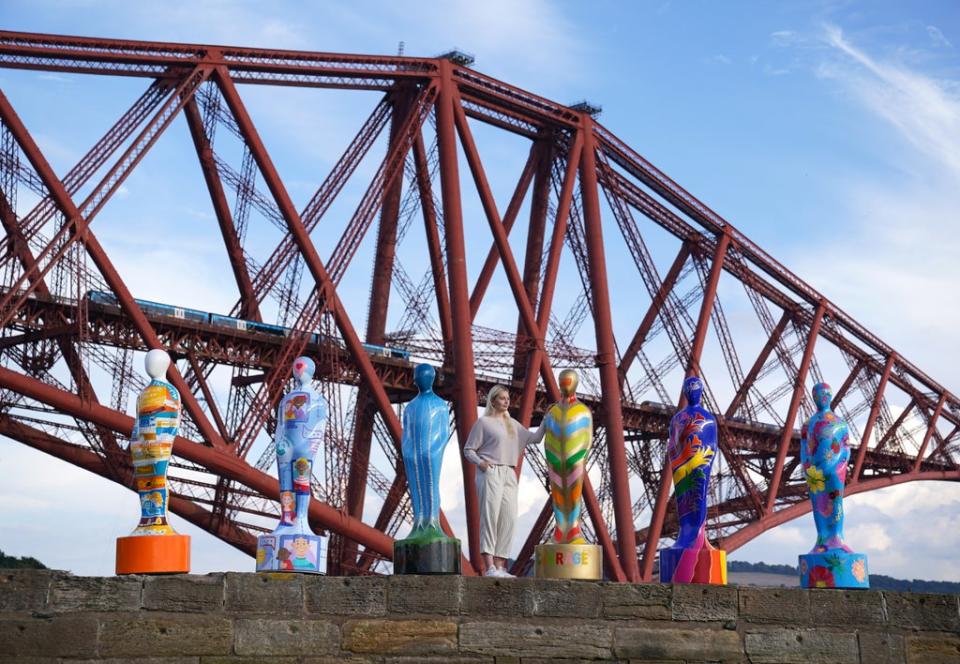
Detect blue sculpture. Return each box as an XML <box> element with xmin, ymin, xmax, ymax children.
<box><xmin>659</xmin><ymin>375</ymin><xmax>726</xmax><ymax>584</ymax></box>
<box><xmin>798</xmin><ymin>382</ymin><xmax>869</xmax><ymax>588</ymax></box>
<box><xmin>394</xmin><ymin>363</ymin><xmax>461</xmax><ymax>574</ymax></box>
<box><xmin>256</xmin><ymin>356</ymin><xmax>328</xmax><ymax>573</ymax></box>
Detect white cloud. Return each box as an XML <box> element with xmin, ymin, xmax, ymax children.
<box><xmin>770</xmin><ymin>30</ymin><xmax>798</xmax><ymax>47</ymax></box>
<box><xmin>926</xmin><ymin>25</ymin><xmax>953</xmax><ymax>49</ymax></box>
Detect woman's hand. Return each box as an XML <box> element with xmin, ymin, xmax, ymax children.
<box><xmin>479</xmin><ymin>461</ymin><xmax>490</xmax><ymax>472</ymax></box>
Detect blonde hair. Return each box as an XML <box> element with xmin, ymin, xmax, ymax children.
<box><xmin>484</xmin><ymin>384</ymin><xmax>514</xmax><ymax>434</ymax></box>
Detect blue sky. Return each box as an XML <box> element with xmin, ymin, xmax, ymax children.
<box><xmin>0</xmin><ymin>1</ymin><xmax>958</xmax><ymax>581</ymax></box>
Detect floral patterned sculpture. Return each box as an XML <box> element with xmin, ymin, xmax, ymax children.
<box><xmin>659</xmin><ymin>376</ymin><xmax>726</xmax><ymax>584</ymax></box>
<box><xmin>393</xmin><ymin>363</ymin><xmax>461</xmax><ymax>574</ymax></box>
<box><xmin>798</xmin><ymin>382</ymin><xmax>869</xmax><ymax>588</ymax></box>
<box><xmin>116</xmin><ymin>349</ymin><xmax>190</xmax><ymax>574</ymax></box>
<box><xmin>535</xmin><ymin>369</ymin><xmax>601</xmax><ymax>579</ymax></box>
<box><xmin>256</xmin><ymin>356</ymin><xmax>327</xmax><ymax>574</ymax></box>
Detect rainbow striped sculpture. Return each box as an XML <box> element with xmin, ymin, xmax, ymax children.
<box><xmin>535</xmin><ymin>369</ymin><xmax>602</xmax><ymax>580</ymax></box>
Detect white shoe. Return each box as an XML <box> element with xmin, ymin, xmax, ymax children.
<box><xmin>484</xmin><ymin>566</ymin><xmax>501</xmax><ymax>578</ymax></box>
<box><xmin>498</xmin><ymin>568</ymin><xmax>516</xmax><ymax>578</ymax></box>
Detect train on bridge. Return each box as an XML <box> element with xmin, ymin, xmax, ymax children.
<box><xmin>85</xmin><ymin>291</ymin><xmax>412</xmax><ymax>362</ymax></box>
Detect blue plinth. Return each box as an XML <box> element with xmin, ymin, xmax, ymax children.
<box><xmin>799</xmin><ymin>551</ymin><xmax>869</xmax><ymax>589</ymax></box>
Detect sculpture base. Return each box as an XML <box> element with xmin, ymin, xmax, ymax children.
<box><xmin>799</xmin><ymin>551</ymin><xmax>869</xmax><ymax>589</ymax></box>
<box><xmin>659</xmin><ymin>546</ymin><xmax>727</xmax><ymax>584</ymax></box>
<box><xmin>535</xmin><ymin>543</ymin><xmax>602</xmax><ymax>580</ymax></box>
<box><xmin>116</xmin><ymin>534</ymin><xmax>190</xmax><ymax>575</ymax></box>
<box><xmin>256</xmin><ymin>533</ymin><xmax>324</xmax><ymax>574</ymax></box>
<box><xmin>393</xmin><ymin>537</ymin><xmax>461</xmax><ymax>575</ymax></box>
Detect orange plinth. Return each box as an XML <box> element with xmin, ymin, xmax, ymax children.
<box><xmin>116</xmin><ymin>534</ymin><xmax>190</xmax><ymax>575</ymax></box>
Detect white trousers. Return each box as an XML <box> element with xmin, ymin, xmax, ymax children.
<box><xmin>477</xmin><ymin>464</ymin><xmax>517</xmax><ymax>559</ymax></box>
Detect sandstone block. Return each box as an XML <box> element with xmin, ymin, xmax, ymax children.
<box><xmin>234</xmin><ymin>618</ymin><xmax>339</xmax><ymax>656</ymax></box>
<box><xmin>744</xmin><ymin>627</ymin><xmax>859</xmax><ymax>663</ymax></box>
<box><xmin>884</xmin><ymin>591</ymin><xmax>960</xmax><ymax>632</ymax></box>
<box><xmin>201</xmin><ymin>655</ymin><xmax>300</xmax><ymax>664</ymax></box>
<box><xmin>0</xmin><ymin>614</ymin><xmax>98</xmax><ymax>657</ymax></box>
<box><xmin>858</xmin><ymin>631</ymin><xmax>906</xmax><ymax>664</ymax></box>
<box><xmin>201</xmin><ymin>658</ymin><xmax>295</xmax><ymax>664</ymax></box>
<box><xmin>75</xmin><ymin>659</ymin><xmax>200</xmax><ymax>664</ymax></box>
<box><xmin>671</xmin><ymin>583</ymin><xmax>738</xmax><ymax>621</ymax></box>
<box><xmin>143</xmin><ymin>574</ymin><xmax>224</xmax><ymax>613</ymax></box>
<box><xmin>809</xmin><ymin>588</ymin><xmax>885</xmax><ymax>624</ymax></box>
<box><xmin>601</xmin><ymin>582</ymin><xmax>672</xmax><ymax>620</ymax></box>
<box><xmin>98</xmin><ymin>614</ymin><xmax>232</xmax><ymax>657</ymax></box>
<box><xmin>0</xmin><ymin>570</ymin><xmax>60</xmax><ymax>612</ymax></box>
<box><xmin>305</xmin><ymin>576</ymin><xmax>386</xmax><ymax>616</ymax></box>
<box><xmin>613</xmin><ymin>625</ymin><xmax>742</xmax><ymax>661</ymax></box>
<box><xmin>342</xmin><ymin>618</ymin><xmax>457</xmax><ymax>655</ymax></box>
<box><xmin>906</xmin><ymin>633</ymin><xmax>960</xmax><ymax>664</ymax></box>
<box><xmin>530</xmin><ymin>578</ymin><xmax>600</xmax><ymax>618</ymax></box>
<box><xmin>387</xmin><ymin>575</ymin><xmax>461</xmax><ymax>615</ymax></box>
<box><xmin>384</xmin><ymin>657</ymin><xmax>493</xmax><ymax>664</ymax></box>
<box><xmin>459</xmin><ymin>621</ymin><xmax>613</xmax><ymax>659</ymax></box>
<box><xmin>45</xmin><ymin>574</ymin><xmax>142</xmax><ymax>613</ymax></box>
<box><xmin>460</xmin><ymin>576</ymin><xmax>534</xmax><ymax>616</ymax></box>
<box><xmin>224</xmin><ymin>572</ymin><xmax>303</xmax><ymax>614</ymax></box>
<box><xmin>738</xmin><ymin>587</ymin><xmax>810</xmax><ymax>624</ymax></box>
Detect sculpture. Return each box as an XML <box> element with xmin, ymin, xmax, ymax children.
<box><xmin>115</xmin><ymin>348</ymin><xmax>190</xmax><ymax>574</ymax></box>
<box><xmin>256</xmin><ymin>356</ymin><xmax>327</xmax><ymax>573</ymax></box>
<box><xmin>393</xmin><ymin>363</ymin><xmax>461</xmax><ymax>574</ymax></box>
<box><xmin>658</xmin><ymin>375</ymin><xmax>726</xmax><ymax>584</ymax></box>
<box><xmin>535</xmin><ymin>369</ymin><xmax>601</xmax><ymax>580</ymax></box>
<box><xmin>798</xmin><ymin>382</ymin><xmax>869</xmax><ymax>588</ymax></box>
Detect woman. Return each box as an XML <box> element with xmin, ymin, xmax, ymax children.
<box><xmin>464</xmin><ymin>384</ymin><xmax>544</xmax><ymax>577</ymax></box>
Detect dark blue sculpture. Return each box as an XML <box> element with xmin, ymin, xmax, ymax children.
<box><xmin>394</xmin><ymin>363</ymin><xmax>460</xmax><ymax>574</ymax></box>
<box><xmin>659</xmin><ymin>376</ymin><xmax>726</xmax><ymax>584</ymax></box>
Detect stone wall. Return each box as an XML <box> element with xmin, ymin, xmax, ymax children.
<box><xmin>1</xmin><ymin>570</ymin><xmax>958</xmax><ymax>663</ymax></box>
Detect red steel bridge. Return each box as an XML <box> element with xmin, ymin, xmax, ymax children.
<box><xmin>0</xmin><ymin>31</ymin><xmax>957</xmax><ymax>582</ymax></box>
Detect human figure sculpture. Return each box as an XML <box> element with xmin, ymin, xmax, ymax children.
<box><xmin>256</xmin><ymin>356</ymin><xmax>327</xmax><ymax>574</ymax></box>
<box><xmin>393</xmin><ymin>363</ymin><xmax>461</xmax><ymax>574</ymax></box>
<box><xmin>115</xmin><ymin>348</ymin><xmax>190</xmax><ymax>574</ymax></box>
<box><xmin>545</xmin><ymin>369</ymin><xmax>592</xmax><ymax>544</ymax></box>
<box><xmin>534</xmin><ymin>369</ymin><xmax>601</xmax><ymax>579</ymax></box>
<box><xmin>658</xmin><ymin>375</ymin><xmax>726</xmax><ymax>584</ymax></box>
<box><xmin>798</xmin><ymin>382</ymin><xmax>869</xmax><ymax>588</ymax></box>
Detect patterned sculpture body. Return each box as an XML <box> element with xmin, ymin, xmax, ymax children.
<box><xmin>798</xmin><ymin>382</ymin><xmax>869</xmax><ymax>588</ymax></box>
<box><xmin>535</xmin><ymin>370</ymin><xmax>601</xmax><ymax>579</ymax></box>
<box><xmin>659</xmin><ymin>376</ymin><xmax>726</xmax><ymax>584</ymax></box>
<box><xmin>256</xmin><ymin>356</ymin><xmax>327</xmax><ymax>573</ymax></box>
<box><xmin>393</xmin><ymin>363</ymin><xmax>460</xmax><ymax>574</ymax></box>
<box><xmin>544</xmin><ymin>370</ymin><xmax>593</xmax><ymax>544</ymax></box>
<box><xmin>115</xmin><ymin>349</ymin><xmax>190</xmax><ymax>574</ymax></box>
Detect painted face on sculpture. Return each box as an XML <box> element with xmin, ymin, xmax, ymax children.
<box><xmin>414</xmin><ymin>363</ymin><xmax>436</xmax><ymax>392</ymax></box>
<box><xmin>292</xmin><ymin>356</ymin><xmax>316</xmax><ymax>385</ymax></box>
<box><xmin>683</xmin><ymin>376</ymin><xmax>703</xmax><ymax>406</ymax></box>
<box><xmin>292</xmin><ymin>536</ymin><xmax>310</xmax><ymax>558</ymax></box>
<box><xmin>559</xmin><ymin>369</ymin><xmax>579</xmax><ymax>397</ymax></box>
<box><xmin>813</xmin><ymin>383</ymin><xmax>832</xmax><ymax>411</ymax></box>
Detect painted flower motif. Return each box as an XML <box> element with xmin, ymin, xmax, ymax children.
<box><xmin>808</xmin><ymin>565</ymin><xmax>836</xmax><ymax>588</ymax></box>
<box><xmin>837</xmin><ymin>461</ymin><xmax>848</xmax><ymax>485</ymax></box>
<box><xmin>799</xmin><ymin>559</ymin><xmax>808</xmax><ymax>576</ymax></box>
<box><xmin>852</xmin><ymin>559</ymin><xmax>867</xmax><ymax>583</ymax></box>
<box><xmin>805</xmin><ymin>466</ymin><xmax>826</xmax><ymax>493</ymax></box>
<box><xmin>814</xmin><ymin>491</ymin><xmax>832</xmax><ymax>517</ymax></box>
<box><xmin>831</xmin><ymin>441</ymin><xmax>840</xmax><ymax>454</ymax></box>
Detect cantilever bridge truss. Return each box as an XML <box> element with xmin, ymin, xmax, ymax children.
<box><xmin>0</xmin><ymin>31</ymin><xmax>957</xmax><ymax>581</ymax></box>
